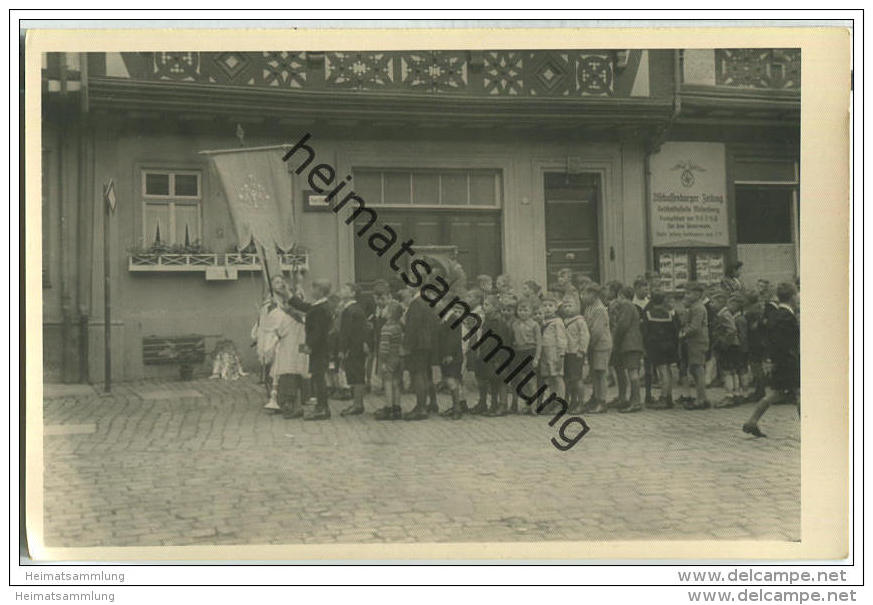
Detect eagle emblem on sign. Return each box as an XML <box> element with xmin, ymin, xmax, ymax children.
<box><xmin>671</xmin><ymin>160</ymin><xmax>706</xmax><ymax>188</ymax></box>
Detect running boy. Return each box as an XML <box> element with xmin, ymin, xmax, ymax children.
<box><xmin>743</xmin><ymin>282</ymin><xmax>800</xmax><ymax>437</ymax></box>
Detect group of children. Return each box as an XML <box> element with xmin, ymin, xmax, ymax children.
<box><xmin>252</xmin><ymin>265</ymin><xmax>800</xmax><ymax>436</ymax></box>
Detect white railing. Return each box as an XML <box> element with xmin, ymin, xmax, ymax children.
<box><xmin>129</xmin><ymin>252</ymin><xmax>309</xmax><ymax>275</ymax></box>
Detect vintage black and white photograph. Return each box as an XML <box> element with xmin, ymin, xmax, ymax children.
<box><xmin>30</xmin><ymin>30</ymin><xmax>831</xmax><ymax>559</ymax></box>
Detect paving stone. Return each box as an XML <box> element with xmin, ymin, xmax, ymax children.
<box><xmin>44</xmin><ymin>424</ymin><xmax>98</xmax><ymax>436</ymax></box>
<box><xmin>42</xmin><ymin>377</ymin><xmax>800</xmax><ymax>547</ymax></box>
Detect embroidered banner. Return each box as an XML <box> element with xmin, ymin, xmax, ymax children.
<box><xmin>207</xmin><ymin>147</ymin><xmax>295</xmax><ymax>275</ymax></box>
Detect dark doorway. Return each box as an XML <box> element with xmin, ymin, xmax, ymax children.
<box><xmin>544</xmin><ymin>172</ymin><xmax>601</xmax><ymax>287</ymax></box>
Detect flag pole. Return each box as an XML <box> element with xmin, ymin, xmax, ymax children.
<box><xmin>260</xmin><ymin>243</ymin><xmax>274</xmax><ymax>300</ymax></box>
<box><xmin>103</xmin><ymin>182</ymin><xmax>112</xmax><ymax>392</ymax></box>
<box><xmin>197</xmin><ymin>143</ymin><xmax>292</xmax><ymax>156</ymax></box>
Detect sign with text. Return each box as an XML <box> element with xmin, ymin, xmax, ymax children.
<box><xmin>650</xmin><ymin>142</ymin><xmax>728</xmax><ymax>247</ymax></box>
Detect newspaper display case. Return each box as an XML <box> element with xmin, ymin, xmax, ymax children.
<box><xmin>654</xmin><ymin>248</ymin><xmax>727</xmax><ymax>292</ymax></box>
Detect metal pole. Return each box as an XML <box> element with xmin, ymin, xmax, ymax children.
<box><xmin>103</xmin><ymin>191</ymin><xmax>111</xmax><ymax>392</ymax></box>
<box><xmin>260</xmin><ymin>243</ymin><xmax>274</xmax><ymax>300</ymax></box>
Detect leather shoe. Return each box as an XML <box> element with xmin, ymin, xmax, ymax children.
<box><xmin>438</xmin><ymin>406</ymin><xmax>455</xmax><ymax>418</ymax></box>
<box><xmin>468</xmin><ymin>402</ymin><xmax>488</xmax><ymax>415</ymax></box>
<box><xmin>607</xmin><ymin>398</ymin><xmax>625</xmax><ymax>410</ymax></box>
<box><xmin>304</xmin><ymin>407</ymin><xmax>331</xmax><ymax>421</ymax></box>
<box><xmin>373</xmin><ymin>406</ymin><xmax>397</xmax><ymax>421</ymax></box>
<box><xmin>402</xmin><ymin>407</ymin><xmax>429</xmax><ymax>421</ymax></box>
<box><xmin>340</xmin><ymin>404</ymin><xmax>365</xmax><ymax>416</ymax></box>
<box><xmin>742</xmin><ymin>422</ymin><xmax>767</xmax><ymax>438</ymax></box>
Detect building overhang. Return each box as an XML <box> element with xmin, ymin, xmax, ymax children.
<box><xmin>678</xmin><ymin>84</ymin><xmax>800</xmax><ymax>128</ymax></box>
<box><xmin>85</xmin><ymin>77</ymin><xmax>675</xmax><ymax>131</ymax></box>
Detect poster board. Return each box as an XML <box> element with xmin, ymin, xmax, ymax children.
<box><xmin>650</xmin><ymin>142</ymin><xmax>729</xmax><ymax>248</ymax></box>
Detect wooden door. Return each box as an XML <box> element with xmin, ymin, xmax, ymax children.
<box><xmin>544</xmin><ymin>172</ymin><xmax>600</xmax><ymax>287</ymax></box>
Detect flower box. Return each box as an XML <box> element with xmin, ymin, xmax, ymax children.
<box><xmin>129</xmin><ymin>253</ymin><xmax>220</xmax><ymax>272</ymax></box>
<box><xmin>225</xmin><ymin>252</ymin><xmax>261</xmax><ymax>267</ymax></box>
<box><xmin>128</xmin><ymin>252</ymin><xmax>308</xmax><ymax>276</ymax></box>
<box><xmin>226</xmin><ymin>252</ymin><xmax>310</xmax><ymax>272</ymax></box>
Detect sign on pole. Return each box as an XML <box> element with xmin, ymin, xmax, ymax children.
<box><xmin>102</xmin><ymin>179</ymin><xmax>116</xmax><ymax>392</ymax></box>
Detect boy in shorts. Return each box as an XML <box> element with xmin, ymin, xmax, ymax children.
<box><xmin>611</xmin><ymin>286</ymin><xmax>645</xmax><ymax>413</ymax></box>
<box><xmin>539</xmin><ymin>292</ymin><xmax>568</xmax><ymax>401</ymax></box>
<box><xmin>680</xmin><ymin>282</ymin><xmax>711</xmax><ymax>410</ymax></box>
<box><xmin>582</xmin><ymin>284</ymin><xmax>613</xmax><ymax>413</ymax></box>
<box><xmin>561</xmin><ymin>295</ymin><xmax>590</xmax><ymax>414</ymax></box>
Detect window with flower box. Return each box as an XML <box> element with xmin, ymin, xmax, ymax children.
<box><xmin>141</xmin><ymin>169</ymin><xmax>202</xmax><ymax>246</ymax></box>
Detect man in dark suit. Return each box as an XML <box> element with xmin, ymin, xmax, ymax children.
<box><xmin>403</xmin><ymin>292</ymin><xmax>440</xmax><ymax>420</ymax></box>
<box><xmin>286</xmin><ymin>278</ymin><xmax>334</xmax><ymax>420</ymax></box>
<box><xmin>337</xmin><ymin>283</ymin><xmax>371</xmax><ymax>416</ymax></box>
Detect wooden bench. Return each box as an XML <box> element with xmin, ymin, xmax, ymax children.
<box><xmin>142</xmin><ymin>334</ymin><xmax>206</xmax><ymax>381</ymax></box>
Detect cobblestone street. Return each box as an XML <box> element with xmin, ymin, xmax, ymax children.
<box><xmin>41</xmin><ymin>377</ymin><xmax>800</xmax><ymax>547</ymax></box>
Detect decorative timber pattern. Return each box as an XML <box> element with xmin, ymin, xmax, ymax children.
<box><xmin>152</xmin><ymin>51</ymin><xmax>308</xmax><ymax>88</ymax></box>
<box><xmin>714</xmin><ymin>49</ymin><xmax>800</xmax><ymax>89</ymax></box>
<box><xmin>121</xmin><ymin>50</ymin><xmax>618</xmax><ymax>96</ymax></box>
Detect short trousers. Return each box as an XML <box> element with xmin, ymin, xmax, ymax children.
<box><xmin>686</xmin><ymin>345</ymin><xmax>707</xmax><ymax>367</ymax></box>
<box><xmin>646</xmin><ymin>343</ymin><xmax>679</xmax><ymax>367</ymax></box>
<box><xmin>379</xmin><ymin>355</ymin><xmax>402</xmax><ymax>375</ymax></box>
<box><xmin>539</xmin><ymin>353</ymin><xmax>564</xmax><ymax>378</ymax></box>
<box><xmin>716</xmin><ymin>345</ymin><xmax>744</xmax><ymax>372</ymax></box>
<box><xmin>440</xmin><ymin>360</ymin><xmax>462</xmax><ymax>380</ymax></box>
<box><xmin>589</xmin><ymin>350</ymin><xmax>610</xmax><ymax>372</ymax></box>
<box><xmin>510</xmin><ymin>346</ymin><xmax>535</xmax><ymax>361</ymax></box>
<box><xmin>405</xmin><ymin>350</ymin><xmax>432</xmax><ymax>374</ymax></box>
<box><xmin>344</xmin><ymin>352</ymin><xmax>366</xmax><ymax>385</ymax></box>
<box><xmin>563</xmin><ymin>353</ymin><xmax>584</xmax><ymax>382</ymax></box>
<box><xmin>770</xmin><ymin>359</ymin><xmax>800</xmax><ymax>391</ymax></box>
<box><xmin>380</xmin><ymin>367</ymin><xmax>402</xmax><ymax>384</ymax></box>
<box><xmin>616</xmin><ymin>350</ymin><xmax>643</xmax><ymax>371</ymax></box>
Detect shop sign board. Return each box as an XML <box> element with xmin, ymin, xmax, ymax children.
<box><xmin>650</xmin><ymin>142</ymin><xmax>729</xmax><ymax>247</ymax></box>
